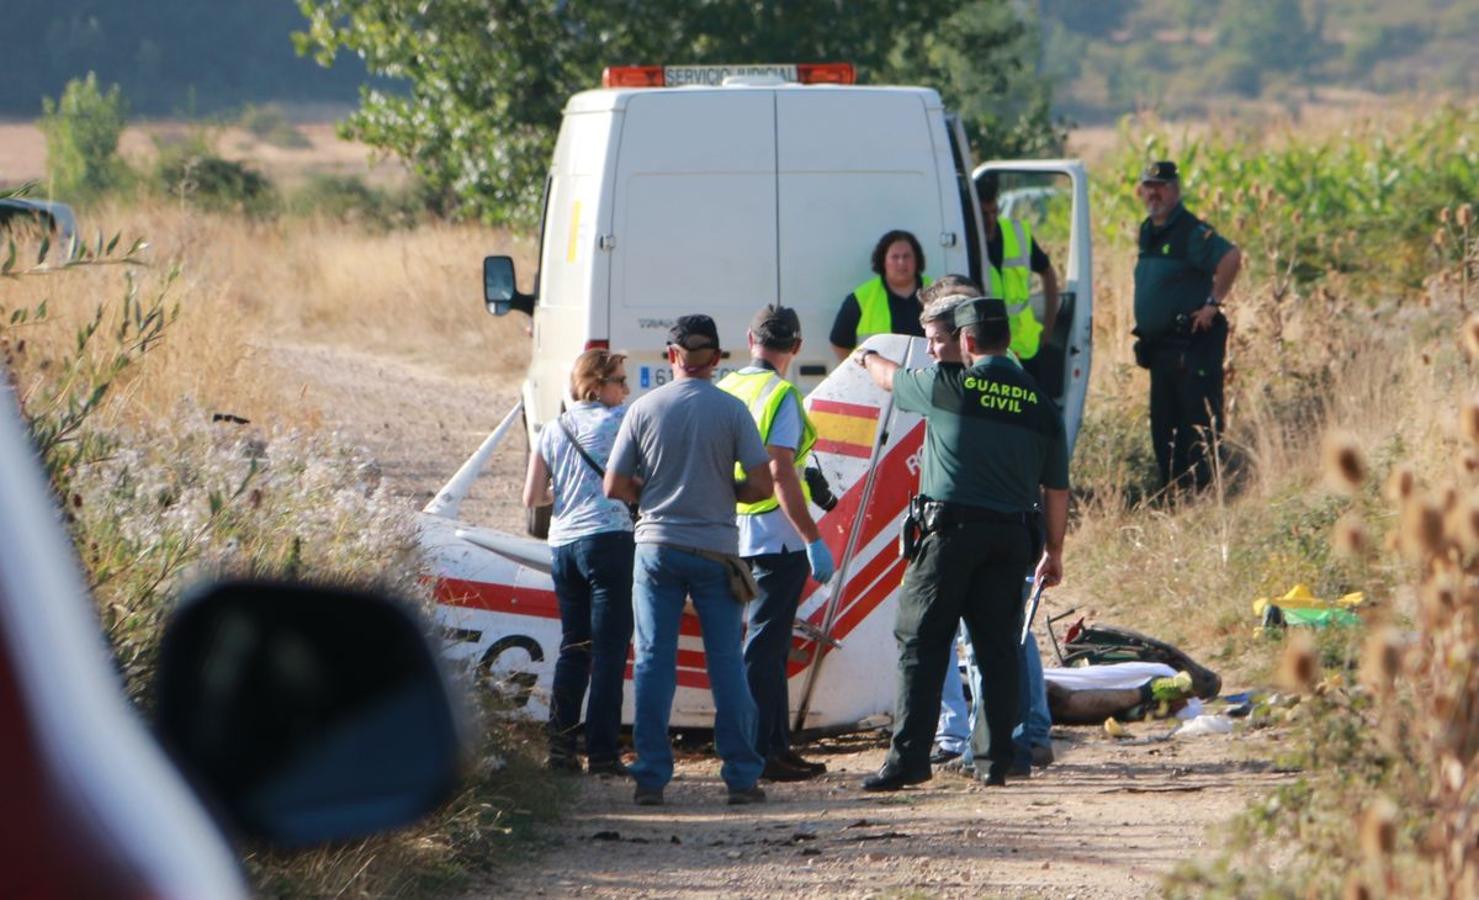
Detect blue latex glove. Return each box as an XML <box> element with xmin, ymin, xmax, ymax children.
<box><xmin>805</xmin><ymin>538</ymin><xmax>835</xmax><ymax>583</ymax></box>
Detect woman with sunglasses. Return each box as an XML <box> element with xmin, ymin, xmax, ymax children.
<box><xmin>523</xmin><ymin>349</ymin><xmax>636</xmax><ymax>775</ymax></box>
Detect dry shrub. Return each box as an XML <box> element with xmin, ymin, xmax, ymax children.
<box><xmin>1171</xmin><ymin>360</ymin><xmax>1479</xmax><ymax>897</ymax></box>
<box><xmin>2</xmin><ymin>203</ymin><xmax>553</xmax><ymax>897</ymax></box>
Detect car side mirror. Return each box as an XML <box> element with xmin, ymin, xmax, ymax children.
<box><xmin>153</xmin><ymin>579</ymin><xmax>464</xmax><ymax>847</ymax></box>
<box><xmin>483</xmin><ymin>255</ymin><xmax>535</xmax><ymax>317</ymax></box>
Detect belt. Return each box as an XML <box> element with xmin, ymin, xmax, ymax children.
<box><xmin>921</xmin><ymin>500</ymin><xmax>1028</xmax><ymax>530</ymax></box>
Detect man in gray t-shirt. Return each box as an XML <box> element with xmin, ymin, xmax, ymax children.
<box><xmin>609</xmin><ymin>380</ymin><xmax>768</xmax><ymax>556</ymax></box>
<box><xmin>605</xmin><ymin>314</ymin><xmax>774</xmax><ymax>806</ymax></box>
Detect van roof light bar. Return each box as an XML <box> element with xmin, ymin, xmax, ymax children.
<box><xmin>602</xmin><ymin>63</ymin><xmax>854</xmax><ymax>88</ymax></box>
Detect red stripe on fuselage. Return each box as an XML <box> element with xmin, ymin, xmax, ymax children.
<box><xmin>812</xmin><ymin>438</ymin><xmax>873</xmax><ymax>459</ymax></box>
<box><xmin>435</xmin><ymin>418</ymin><xmax>923</xmax><ymax>691</ymax></box>
<box><xmin>810</xmin><ymin>398</ymin><xmax>881</xmax><ymax>419</ymax></box>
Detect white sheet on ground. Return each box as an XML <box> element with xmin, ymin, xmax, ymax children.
<box><xmin>1043</xmin><ymin>661</ymin><xmax>1177</xmax><ymax>691</ymax></box>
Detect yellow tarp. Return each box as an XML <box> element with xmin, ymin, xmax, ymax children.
<box><xmin>1252</xmin><ymin>583</ymin><xmax>1365</xmax><ymax>618</ymax></box>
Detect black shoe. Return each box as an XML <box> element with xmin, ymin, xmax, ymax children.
<box><xmin>546</xmin><ymin>751</ymin><xmax>582</xmax><ymax>774</ymax></box>
<box><xmin>633</xmin><ymin>784</ymin><xmax>664</xmax><ymax>806</ymax></box>
<box><xmin>762</xmin><ymin>755</ymin><xmax>816</xmax><ymax>782</ymax></box>
<box><xmin>1008</xmin><ymin>759</ymin><xmax>1032</xmax><ymax>778</ymax></box>
<box><xmin>1030</xmin><ymin>743</ymin><xmax>1055</xmax><ymax>768</ymax></box>
<box><xmin>588</xmin><ymin>757</ymin><xmax>631</xmax><ymax>777</ymax></box>
<box><xmin>779</xmin><ymin>749</ymin><xmax>827</xmax><ymax>774</ymax></box>
<box><xmin>861</xmin><ymin>765</ymin><xmax>932</xmax><ymax>792</ymax></box>
<box><xmin>727</xmin><ymin>784</ymin><xmax>767</xmax><ymax>805</ymax></box>
<box><xmin>929</xmin><ymin>745</ymin><xmax>963</xmax><ymax>765</ymax></box>
<box><xmin>981</xmin><ymin>763</ymin><xmax>1009</xmax><ymax>787</ymax></box>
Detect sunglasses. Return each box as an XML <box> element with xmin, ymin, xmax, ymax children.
<box><xmin>603</xmin><ymin>375</ymin><xmax>628</xmax><ymax>385</ymax></box>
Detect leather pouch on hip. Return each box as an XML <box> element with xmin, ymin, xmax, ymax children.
<box><xmin>899</xmin><ymin>495</ymin><xmax>926</xmax><ymax>562</ymax></box>
<box><xmin>1131</xmin><ymin>330</ymin><xmax>1154</xmax><ymax>370</ymax></box>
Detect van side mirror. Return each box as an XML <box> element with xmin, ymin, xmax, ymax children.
<box><xmin>153</xmin><ymin>579</ymin><xmax>464</xmax><ymax>847</ymax></box>
<box><xmin>483</xmin><ymin>255</ymin><xmax>535</xmax><ymax>317</ymax></box>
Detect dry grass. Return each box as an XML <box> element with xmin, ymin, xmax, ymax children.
<box><xmin>3</xmin><ymin>203</ymin><xmax>554</xmax><ymax>898</ymax></box>
<box><xmin>4</xmin><ymin>199</ymin><xmax>535</xmax><ymax>428</ymax></box>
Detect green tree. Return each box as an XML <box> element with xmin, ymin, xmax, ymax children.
<box><xmin>1218</xmin><ymin>0</ymin><xmax>1327</xmax><ymax>94</ymax></box>
<box><xmin>39</xmin><ymin>72</ymin><xmax>131</xmax><ymax>200</ymax></box>
<box><xmin>294</xmin><ymin>0</ymin><xmax>1062</xmax><ymax>225</ymax></box>
<box><xmin>888</xmin><ymin>1</ymin><xmax>1067</xmax><ymax>159</ymax></box>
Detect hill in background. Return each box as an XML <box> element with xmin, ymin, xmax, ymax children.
<box><xmin>3</xmin><ymin>1</ymin><xmax>1474</xmax><ymax>124</ymax></box>
<box><xmin>1040</xmin><ymin>0</ymin><xmax>1479</xmax><ymax>123</ymax></box>
<box><xmin>2</xmin><ymin>0</ymin><xmax>369</xmax><ymax>118</ymax></box>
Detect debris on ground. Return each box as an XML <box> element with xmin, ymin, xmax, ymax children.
<box><xmin>1254</xmin><ymin>583</ymin><xmax>1365</xmax><ymax>632</ymax></box>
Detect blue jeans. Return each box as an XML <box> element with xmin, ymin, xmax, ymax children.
<box><xmin>630</xmin><ymin>543</ymin><xmax>764</xmax><ymax>791</ymax></box>
<box><xmin>964</xmin><ymin>579</ymin><xmax>1051</xmax><ymax>768</ymax></box>
<box><xmin>934</xmin><ymin>626</ymin><xmax>970</xmax><ymax>754</ymax></box>
<box><xmin>548</xmin><ymin>531</ymin><xmax>635</xmax><ymax>763</ymax></box>
<box><xmin>742</xmin><ymin>550</ymin><xmax>811</xmax><ymax>758</ymax></box>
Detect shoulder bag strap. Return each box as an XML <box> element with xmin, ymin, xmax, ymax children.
<box><xmin>556</xmin><ymin>413</ymin><xmax>606</xmax><ymax>479</ymax></box>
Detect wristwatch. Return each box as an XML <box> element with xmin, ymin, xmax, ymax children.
<box><xmin>1204</xmin><ymin>296</ymin><xmax>1221</xmax><ymax>308</ymax></box>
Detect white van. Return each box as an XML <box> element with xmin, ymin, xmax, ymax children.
<box><xmin>484</xmin><ymin>65</ymin><xmax>1093</xmax><ymax>535</ymax></box>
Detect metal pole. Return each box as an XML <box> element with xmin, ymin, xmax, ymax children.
<box><xmin>423</xmin><ymin>400</ymin><xmax>523</xmax><ymax>519</ymax></box>
<box><xmin>792</xmin><ymin>390</ymin><xmax>897</xmax><ymax>732</ymax></box>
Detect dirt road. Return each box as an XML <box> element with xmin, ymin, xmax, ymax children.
<box><xmin>489</xmin><ymin>728</ymin><xmax>1286</xmax><ymax>898</ymax></box>
<box><xmin>266</xmin><ymin>339</ymin><xmax>1290</xmax><ymax>898</ymax></box>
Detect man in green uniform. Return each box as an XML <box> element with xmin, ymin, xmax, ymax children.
<box><xmin>1132</xmin><ymin>160</ymin><xmax>1243</xmax><ymax>492</ymax></box>
<box><xmin>851</xmin><ymin>297</ymin><xmax>1069</xmax><ymax>789</ymax></box>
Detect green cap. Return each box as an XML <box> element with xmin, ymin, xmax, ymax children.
<box><xmin>952</xmin><ymin>296</ymin><xmax>1008</xmax><ymax>327</ymax></box>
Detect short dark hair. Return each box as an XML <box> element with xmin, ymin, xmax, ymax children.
<box><xmin>919</xmin><ymin>276</ymin><xmax>984</xmax><ymax>328</ymax></box>
<box><xmin>962</xmin><ymin>319</ymin><xmax>1011</xmax><ymax>353</ymax></box>
<box><xmin>978</xmin><ymin>172</ymin><xmax>1000</xmax><ymax>204</ymax></box>
<box><xmin>870</xmin><ymin>230</ymin><xmax>925</xmax><ymax>278</ymax></box>
<box><xmin>919</xmin><ymin>274</ymin><xmax>981</xmax><ymax>307</ymax></box>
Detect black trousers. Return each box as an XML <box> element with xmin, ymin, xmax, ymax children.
<box><xmin>1148</xmin><ymin>317</ymin><xmax>1226</xmax><ymax>490</ymax></box>
<box><xmin>742</xmin><ymin>549</ymin><xmax>811</xmax><ymax>758</ymax></box>
<box><xmin>884</xmin><ymin>519</ymin><xmax>1033</xmax><ymax>774</ymax></box>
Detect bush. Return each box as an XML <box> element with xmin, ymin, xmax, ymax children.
<box><xmin>39</xmin><ymin>72</ymin><xmax>132</xmax><ymax>200</ymax></box>
<box><xmin>287</xmin><ymin>173</ymin><xmax>422</xmax><ymax>230</ymax></box>
<box><xmin>2</xmin><ymin>219</ymin><xmax>562</xmax><ymax>896</ymax></box>
<box><xmin>237</xmin><ymin>103</ymin><xmax>312</xmax><ymax>149</ymax></box>
<box><xmin>155</xmin><ymin>134</ymin><xmax>277</xmax><ymax>216</ymax></box>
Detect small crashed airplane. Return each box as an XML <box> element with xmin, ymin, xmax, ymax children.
<box><xmin>417</xmin><ymin>324</ymin><xmax>1090</xmax><ymax>735</ymax></box>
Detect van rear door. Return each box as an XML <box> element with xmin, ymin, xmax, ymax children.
<box><xmin>609</xmin><ymin>91</ymin><xmax>778</xmax><ymax>390</ymax></box>
<box><xmin>775</xmin><ymin>89</ymin><xmax>970</xmax><ymax>393</ymax></box>
<box><xmin>974</xmin><ymin>160</ymin><xmax>1094</xmax><ymax>455</ymax></box>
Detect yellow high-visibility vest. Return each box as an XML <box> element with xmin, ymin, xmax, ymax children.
<box><xmin>853</xmin><ymin>274</ymin><xmax>933</xmax><ymax>343</ymax></box>
<box><xmin>717</xmin><ymin>369</ymin><xmax>816</xmax><ymax>515</ymax></box>
<box><xmin>988</xmin><ymin>217</ymin><xmax>1043</xmax><ymax>359</ymax></box>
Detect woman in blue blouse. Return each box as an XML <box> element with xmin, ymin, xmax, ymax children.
<box><xmin>522</xmin><ymin>349</ymin><xmax>635</xmax><ymax>775</ymax></box>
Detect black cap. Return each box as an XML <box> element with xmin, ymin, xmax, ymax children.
<box><xmin>952</xmin><ymin>296</ymin><xmax>1008</xmax><ymax>327</ymax></box>
<box><xmin>750</xmin><ymin>304</ymin><xmax>801</xmax><ymax>348</ymax></box>
<box><xmin>1140</xmin><ymin>160</ymin><xmax>1179</xmax><ymax>184</ymax></box>
<box><xmin>667</xmin><ymin>314</ymin><xmax>720</xmax><ymax>351</ymax></box>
